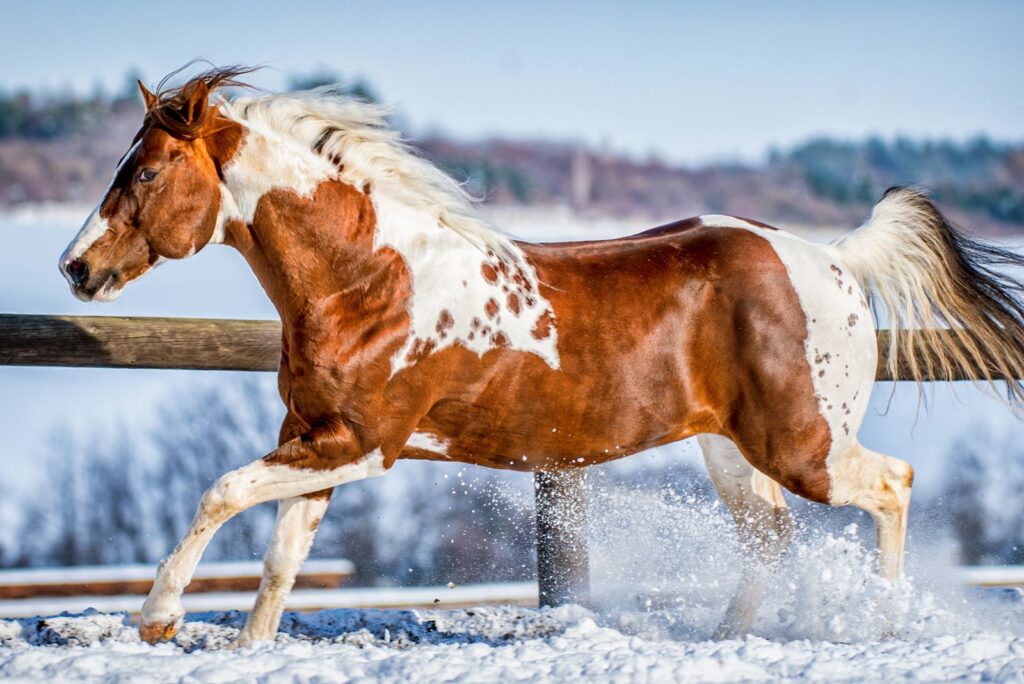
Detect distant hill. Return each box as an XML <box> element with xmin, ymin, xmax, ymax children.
<box><xmin>2</xmin><ymin>88</ymin><xmax>1021</xmax><ymax>235</ymax></box>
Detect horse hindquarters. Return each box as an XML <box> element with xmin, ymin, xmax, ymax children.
<box><xmin>710</xmin><ymin>222</ymin><xmax>914</xmax><ymax>587</ymax></box>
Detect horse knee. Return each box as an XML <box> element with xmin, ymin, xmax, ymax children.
<box><xmin>201</xmin><ymin>475</ymin><xmax>249</xmax><ymax>521</ymax></box>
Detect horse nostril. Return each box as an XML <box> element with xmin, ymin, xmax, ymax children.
<box><xmin>66</xmin><ymin>260</ymin><xmax>89</xmax><ymax>287</ymax></box>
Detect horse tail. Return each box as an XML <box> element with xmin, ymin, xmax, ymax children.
<box><xmin>832</xmin><ymin>186</ymin><xmax>1024</xmax><ymax>407</ymax></box>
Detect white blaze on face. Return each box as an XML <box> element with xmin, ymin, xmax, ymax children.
<box><xmin>372</xmin><ymin>191</ymin><xmax>560</xmax><ymax>376</ymax></box>
<box><xmin>58</xmin><ymin>140</ymin><xmax>142</xmax><ymax>285</ymax></box>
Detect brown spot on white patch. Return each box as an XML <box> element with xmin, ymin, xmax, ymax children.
<box><xmin>485</xmin><ymin>298</ymin><xmax>499</xmax><ymax>318</ymax></box>
<box><xmin>507</xmin><ymin>293</ymin><xmax>521</xmax><ymax>315</ymax></box>
<box><xmin>481</xmin><ymin>263</ymin><xmax>498</xmax><ymax>284</ymax></box>
<box><xmin>532</xmin><ymin>309</ymin><xmax>554</xmax><ymax>340</ymax></box>
<box><xmin>848</xmin><ymin>313</ymin><xmax>858</xmax><ymax>327</ymax></box>
<box><xmin>492</xmin><ymin>332</ymin><xmax>510</xmax><ymax>348</ymax></box>
<box><xmin>436</xmin><ymin>309</ymin><xmax>455</xmax><ymax>338</ymax></box>
<box><xmin>405</xmin><ymin>337</ymin><xmax>436</xmax><ymax>363</ymax></box>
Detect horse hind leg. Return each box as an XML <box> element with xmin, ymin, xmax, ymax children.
<box><xmin>698</xmin><ymin>434</ymin><xmax>794</xmax><ymax>638</ymax></box>
<box><xmin>827</xmin><ymin>441</ymin><xmax>914</xmax><ymax>579</ymax></box>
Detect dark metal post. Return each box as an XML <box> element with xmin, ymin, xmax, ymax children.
<box><xmin>534</xmin><ymin>469</ymin><xmax>590</xmax><ymax>607</ymax></box>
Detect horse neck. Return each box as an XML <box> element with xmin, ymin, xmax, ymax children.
<box><xmin>221</xmin><ymin>184</ymin><xmax>384</xmax><ymax>324</ymax></box>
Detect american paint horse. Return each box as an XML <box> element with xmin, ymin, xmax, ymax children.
<box><xmin>60</xmin><ymin>68</ymin><xmax>1024</xmax><ymax>646</ymax></box>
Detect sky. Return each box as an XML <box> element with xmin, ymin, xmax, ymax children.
<box><xmin>0</xmin><ymin>0</ymin><xmax>1021</xmax><ymax>162</ymax></box>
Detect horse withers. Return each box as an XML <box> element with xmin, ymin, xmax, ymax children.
<box><xmin>60</xmin><ymin>67</ymin><xmax>1024</xmax><ymax>646</ymax></box>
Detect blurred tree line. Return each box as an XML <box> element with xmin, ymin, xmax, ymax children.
<box><xmin>771</xmin><ymin>137</ymin><xmax>1024</xmax><ymax>225</ymax></box>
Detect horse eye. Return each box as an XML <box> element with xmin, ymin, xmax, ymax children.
<box><xmin>137</xmin><ymin>168</ymin><xmax>158</xmax><ymax>183</ymax></box>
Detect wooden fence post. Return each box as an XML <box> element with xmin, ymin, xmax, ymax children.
<box><xmin>534</xmin><ymin>469</ymin><xmax>590</xmax><ymax>607</ymax></box>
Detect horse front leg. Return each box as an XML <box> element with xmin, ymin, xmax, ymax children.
<box><xmin>139</xmin><ymin>420</ymin><xmax>387</xmax><ymax>644</ymax></box>
<box><xmin>233</xmin><ymin>490</ymin><xmax>332</xmax><ymax>647</ymax></box>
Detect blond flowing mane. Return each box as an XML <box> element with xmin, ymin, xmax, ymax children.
<box><xmin>217</xmin><ymin>89</ymin><xmax>515</xmax><ymax>258</ymax></box>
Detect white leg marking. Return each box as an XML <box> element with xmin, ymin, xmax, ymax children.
<box><xmin>140</xmin><ymin>450</ymin><xmax>385</xmax><ymax>640</ymax></box>
<box><xmin>827</xmin><ymin>442</ymin><xmax>913</xmax><ymax>579</ymax></box>
<box><xmin>236</xmin><ymin>495</ymin><xmax>330</xmax><ymax>646</ymax></box>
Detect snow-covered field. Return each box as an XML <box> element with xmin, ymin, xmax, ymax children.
<box><xmin>1</xmin><ymin>517</ymin><xmax>1024</xmax><ymax>680</ymax></box>
<box><xmin>1</xmin><ymin>599</ymin><xmax>1022</xmax><ymax>681</ymax></box>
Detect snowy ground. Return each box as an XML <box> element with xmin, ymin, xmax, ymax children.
<box><xmin>1</xmin><ymin>599</ymin><xmax>1022</xmax><ymax>682</ymax></box>
<box><xmin>1</xmin><ymin>527</ymin><xmax>1024</xmax><ymax>681</ymax></box>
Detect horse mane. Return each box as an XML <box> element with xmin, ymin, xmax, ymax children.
<box><xmin>140</xmin><ymin>64</ymin><xmax>512</xmax><ymax>259</ymax></box>
<box><xmin>222</xmin><ymin>90</ymin><xmax>514</xmax><ymax>258</ymax></box>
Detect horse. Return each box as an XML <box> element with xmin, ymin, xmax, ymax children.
<box><xmin>59</xmin><ymin>67</ymin><xmax>1024</xmax><ymax>646</ymax></box>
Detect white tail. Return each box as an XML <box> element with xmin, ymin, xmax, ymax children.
<box><xmin>833</xmin><ymin>187</ymin><xmax>1024</xmax><ymax>407</ymax></box>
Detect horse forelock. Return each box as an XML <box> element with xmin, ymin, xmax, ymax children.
<box><xmin>144</xmin><ymin>65</ymin><xmax>257</xmax><ymax>141</ymax></box>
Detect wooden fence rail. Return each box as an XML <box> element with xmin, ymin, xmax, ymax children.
<box><xmin>0</xmin><ymin>313</ymin><xmax>1007</xmax><ymax>608</ymax></box>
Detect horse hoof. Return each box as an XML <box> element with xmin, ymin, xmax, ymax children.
<box><xmin>227</xmin><ymin>633</ymin><xmax>254</xmax><ymax>650</ymax></box>
<box><xmin>139</xmin><ymin>617</ymin><xmax>182</xmax><ymax>644</ymax></box>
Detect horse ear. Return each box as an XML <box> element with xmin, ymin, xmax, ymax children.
<box><xmin>182</xmin><ymin>80</ymin><xmax>210</xmax><ymax>126</ymax></box>
<box><xmin>137</xmin><ymin>80</ymin><xmax>157</xmax><ymax>110</ymax></box>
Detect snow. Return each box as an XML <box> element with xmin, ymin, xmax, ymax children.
<box><xmin>2</xmin><ymin>527</ymin><xmax>1024</xmax><ymax>680</ymax></box>
<box><xmin>0</xmin><ymin>602</ymin><xmax>1022</xmax><ymax>681</ymax></box>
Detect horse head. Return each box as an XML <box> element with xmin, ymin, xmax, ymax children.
<box><xmin>59</xmin><ymin>67</ymin><xmax>250</xmax><ymax>301</ymax></box>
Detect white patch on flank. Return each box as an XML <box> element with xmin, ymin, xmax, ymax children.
<box><xmin>699</xmin><ymin>216</ymin><xmax>877</xmax><ymax>488</ymax></box>
<box><xmin>215</xmin><ymin>91</ymin><xmax>560</xmax><ymax>376</ymax></box>
<box><xmin>405</xmin><ymin>431</ymin><xmax>451</xmax><ymax>456</ymax></box>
